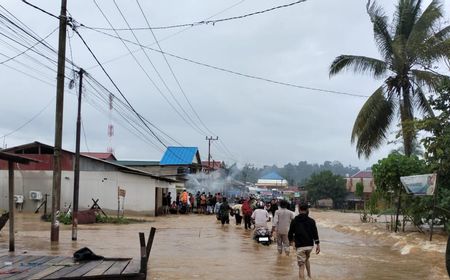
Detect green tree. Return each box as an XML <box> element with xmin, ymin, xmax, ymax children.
<box><xmin>419</xmin><ymin>81</ymin><xmax>450</xmax><ymax>231</ymax></box>
<box><xmin>305</xmin><ymin>171</ymin><xmax>347</xmax><ymax>208</ymax></box>
<box><xmin>329</xmin><ymin>0</ymin><xmax>450</xmax><ymax>158</ymax></box>
<box><xmin>372</xmin><ymin>152</ymin><xmax>429</xmax><ymax>231</ymax></box>
<box><xmin>355</xmin><ymin>182</ymin><xmax>364</xmax><ymax>199</ymax></box>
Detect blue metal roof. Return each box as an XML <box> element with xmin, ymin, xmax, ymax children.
<box><xmin>261</xmin><ymin>172</ymin><xmax>285</xmax><ymax>180</ymax></box>
<box><xmin>160</xmin><ymin>147</ymin><xmax>199</xmax><ymax>165</ymax></box>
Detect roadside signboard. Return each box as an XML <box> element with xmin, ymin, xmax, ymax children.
<box><xmin>400</xmin><ymin>173</ymin><xmax>437</xmax><ymax>196</ymax></box>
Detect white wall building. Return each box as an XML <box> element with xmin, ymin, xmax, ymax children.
<box><xmin>0</xmin><ymin>142</ymin><xmax>175</xmax><ymax>216</ymax></box>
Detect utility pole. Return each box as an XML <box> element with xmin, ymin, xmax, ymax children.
<box><xmin>51</xmin><ymin>0</ymin><xmax>68</xmax><ymax>242</ymax></box>
<box><xmin>205</xmin><ymin>136</ymin><xmax>218</xmax><ymax>172</ymax></box>
<box><xmin>72</xmin><ymin>68</ymin><xmax>84</xmax><ymax>241</ymax></box>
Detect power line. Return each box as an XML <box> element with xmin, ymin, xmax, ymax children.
<box><xmin>0</xmin><ymin>26</ymin><xmax>57</xmax><ymax>64</ymax></box>
<box><xmin>81</xmin><ymin>121</ymin><xmax>90</xmax><ymax>152</ymax></box>
<box><xmin>21</xmin><ymin>0</ymin><xmax>59</xmax><ymax>20</ymax></box>
<box><xmin>86</xmin><ymin>28</ymin><xmax>370</xmax><ymax>98</ymax></box>
<box><xmin>0</xmin><ymin>96</ymin><xmax>55</xmax><ymax>138</ymax></box>
<box><xmin>107</xmin><ymin>0</ymin><xmax>208</xmax><ymax>136</ymax></box>
<box><xmin>85</xmin><ymin>73</ymin><xmax>183</xmax><ymax>146</ymax></box>
<box><xmin>82</xmin><ymin>0</ymin><xmax>307</xmax><ymax>31</ymax></box>
<box><xmin>72</xmin><ymin>28</ymin><xmax>187</xmax><ymax>155</ymax></box>
<box><xmin>1</xmin><ymin>4</ymin><xmax>180</xmax><ymax>156</ymax></box>
<box><xmin>82</xmin><ymin>79</ymin><xmax>165</xmax><ymax>152</ymax></box>
<box><xmin>0</xmin><ymin>5</ymin><xmax>80</xmax><ymax>70</ymax></box>
<box><xmin>135</xmin><ymin>0</ymin><xmax>215</xmax><ymax>136</ymax></box>
<box><xmin>85</xmin><ymin>0</ymin><xmax>247</xmax><ymax>70</ymax></box>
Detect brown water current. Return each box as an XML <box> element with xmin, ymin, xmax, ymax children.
<box><xmin>0</xmin><ymin>210</ymin><xmax>447</xmax><ymax>280</ymax></box>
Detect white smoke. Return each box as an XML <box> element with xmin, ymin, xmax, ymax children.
<box><xmin>185</xmin><ymin>167</ymin><xmax>247</xmax><ymax>198</ymax></box>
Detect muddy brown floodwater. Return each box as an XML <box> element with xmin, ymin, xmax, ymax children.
<box><xmin>0</xmin><ymin>210</ymin><xmax>447</xmax><ymax>280</ymax></box>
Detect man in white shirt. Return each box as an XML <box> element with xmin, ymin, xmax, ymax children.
<box><xmin>272</xmin><ymin>200</ymin><xmax>295</xmax><ymax>255</ymax></box>
<box><xmin>251</xmin><ymin>201</ymin><xmax>270</xmax><ymax>229</ymax></box>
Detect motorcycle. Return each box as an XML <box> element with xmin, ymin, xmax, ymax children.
<box><xmin>253</xmin><ymin>226</ymin><xmax>272</xmax><ymax>246</ymax></box>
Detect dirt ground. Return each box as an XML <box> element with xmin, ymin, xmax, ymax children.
<box><xmin>0</xmin><ymin>210</ymin><xmax>447</xmax><ymax>280</ymax></box>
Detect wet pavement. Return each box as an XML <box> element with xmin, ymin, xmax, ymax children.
<box><xmin>0</xmin><ymin>210</ymin><xmax>447</xmax><ymax>279</ymax></box>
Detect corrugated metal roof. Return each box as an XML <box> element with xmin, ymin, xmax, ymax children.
<box><xmin>160</xmin><ymin>147</ymin><xmax>199</xmax><ymax>165</ymax></box>
<box><xmin>81</xmin><ymin>152</ymin><xmax>116</xmax><ymax>161</ymax></box>
<box><xmin>260</xmin><ymin>172</ymin><xmax>285</xmax><ymax>180</ymax></box>
<box><xmin>114</xmin><ymin>160</ymin><xmax>160</xmax><ymax>166</ymax></box>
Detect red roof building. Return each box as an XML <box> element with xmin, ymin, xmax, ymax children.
<box><xmin>201</xmin><ymin>160</ymin><xmax>224</xmax><ymax>171</ymax></box>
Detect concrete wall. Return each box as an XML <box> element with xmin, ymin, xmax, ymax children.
<box><xmin>0</xmin><ymin>170</ymin><xmax>173</xmax><ymax>215</ymax></box>
<box><xmin>346</xmin><ymin>177</ymin><xmax>375</xmax><ymax>193</ymax></box>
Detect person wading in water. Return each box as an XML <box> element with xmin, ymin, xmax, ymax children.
<box><xmin>272</xmin><ymin>199</ymin><xmax>295</xmax><ymax>256</ymax></box>
<box><xmin>288</xmin><ymin>203</ymin><xmax>320</xmax><ymax>280</ymax></box>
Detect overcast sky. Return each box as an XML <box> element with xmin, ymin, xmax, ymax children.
<box><xmin>0</xmin><ymin>0</ymin><xmax>447</xmax><ymax>169</ymax></box>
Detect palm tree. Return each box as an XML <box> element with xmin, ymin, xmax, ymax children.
<box><xmin>330</xmin><ymin>0</ymin><xmax>450</xmax><ymax>158</ymax></box>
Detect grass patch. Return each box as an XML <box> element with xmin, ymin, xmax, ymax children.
<box><xmin>95</xmin><ymin>215</ymin><xmax>147</xmax><ymax>224</ymax></box>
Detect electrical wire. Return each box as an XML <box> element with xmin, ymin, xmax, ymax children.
<box><xmin>1</xmin><ymin>5</ymin><xmax>182</xmax><ymax>157</ymax></box>
<box><xmin>82</xmin><ymin>79</ymin><xmax>165</xmax><ymax>152</ymax></box>
<box><xmin>0</xmin><ymin>96</ymin><xmax>55</xmax><ymax>138</ymax></box>
<box><xmin>135</xmin><ymin>0</ymin><xmax>214</xmax><ymax>137</ymax></box>
<box><xmin>21</xmin><ymin>0</ymin><xmax>59</xmax><ymax>20</ymax></box>
<box><xmin>0</xmin><ymin>26</ymin><xmax>57</xmax><ymax>64</ymax></box>
<box><xmin>81</xmin><ymin>121</ymin><xmax>90</xmax><ymax>152</ymax></box>
<box><xmin>84</xmin><ymin>0</ymin><xmax>247</xmax><ymax>70</ymax></box>
<box><xmin>85</xmin><ymin>73</ymin><xmax>183</xmax><ymax>146</ymax></box>
<box><xmin>102</xmin><ymin>0</ymin><xmax>207</xmax><ymax>136</ymax></box>
<box><xmin>73</xmin><ymin>28</ymin><xmax>172</xmax><ymax>150</ymax></box>
<box><xmin>82</xmin><ymin>0</ymin><xmax>307</xmax><ymax>31</ymax></box>
<box><xmin>86</xmin><ymin>28</ymin><xmax>370</xmax><ymax>98</ymax></box>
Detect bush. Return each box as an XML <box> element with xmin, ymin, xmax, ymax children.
<box><xmin>95</xmin><ymin>215</ymin><xmax>146</xmax><ymax>224</ymax></box>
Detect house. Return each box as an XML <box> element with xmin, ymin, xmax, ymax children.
<box><xmin>201</xmin><ymin>160</ymin><xmax>224</xmax><ymax>172</ymax></box>
<box><xmin>118</xmin><ymin>147</ymin><xmax>202</xmax><ymax>191</ymax></box>
<box><xmin>255</xmin><ymin>172</ymin><xmax>288</xmax><ymax>190</ymax></box>
<box><xmin>0</xmin><ymin>142</ymin><xmax>176</xmax><ymax>215</ymax></box>
<box><xmin>345</xmin><ymin>170</ymin><xmax>376</xmax><ymax>208</ymax></box>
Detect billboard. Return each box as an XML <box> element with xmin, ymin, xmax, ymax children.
<box><xmin>400</xmin><ymin>173</ymin><xmax>437</xmax><ymax>196</ymax></box>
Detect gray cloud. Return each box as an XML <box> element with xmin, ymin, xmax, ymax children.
<box><xmin>1</xmin><ymin>0</ymin><xmax>445</xmax><ymax>169</ymax></box>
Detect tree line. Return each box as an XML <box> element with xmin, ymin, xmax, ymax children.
<box><xmin>234</xmin><ymin>161</ymin><xmax>360</xmax><ymax>186</ymax></box>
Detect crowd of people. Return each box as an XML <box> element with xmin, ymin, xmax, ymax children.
<box><xmin>162</xmin><ymin>190</ymin><xmax>320</xmax><ymax>279</ymax></box>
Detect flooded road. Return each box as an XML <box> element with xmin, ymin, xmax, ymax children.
<box><xmin>0</xmin><ymin>210</ymin><xmax>447</xmax><ymax>280</ymax></box>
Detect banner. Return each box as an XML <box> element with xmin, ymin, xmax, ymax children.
<box><xmin>400</xmin><ymin>173</ymin><xmax>437</xmax><ymax>196</ymax></box>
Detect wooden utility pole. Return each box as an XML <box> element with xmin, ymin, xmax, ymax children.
<box><xmin>205</xmin><ymin>136</ymin><xmax>218</xmax><ymax>171</ymax></box>
<box><xmin>72</xmin><ymin>68</ymin><xmax>84</xmax><ymax>241</ymax></box>
<box><xmin>51</xmin><ymin>0</ymin><xmax>68</xmax><ymax>242</ymax></box>
<box><xmin>8</xmin><ymin>161</ymin><xmax>14</xmax><ymax>252</ymax></box>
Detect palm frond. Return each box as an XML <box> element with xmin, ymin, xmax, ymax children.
<box><xmin>422</xmin><ymin>38</ymin><xmax>450</xmax><ymax>63</ymax></box>
<box><xmin>407</xmin><ymin>0</ymin><xmax>444</xmax><ymax>61</ymax></box>
<box><xmin>411</xmin><ymin>69</ymin><xmax>447</xmax><ymax>93</ymax></box>
<box><xmin>329</xmin><ymin>55</ymin><xmax>387</xmax><ymax>78</ymax></box>
<box><xmin>394</xmin><ymin>0</ymin><xmax>422</xmax><ymax>39</ymax></box>
<box><xmin>431</xmin><ymin>25</ymin><xmax>450</xmax><ymax>41</ymax></box>
<box><xmin>351</xmin><ymin>86</ymin><xmax>395</xmax><ymax>158</ymax></box>
<box><xmin>367</xmin><ymin>1</ymin><xmax>394</xmax><ymax>63</ymax></box>
<box><xmin>412</xmin><ymin>85</ymin><xmax>435</xmax><ymax>117</ymax></box>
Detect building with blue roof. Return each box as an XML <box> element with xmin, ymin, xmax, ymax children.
<box><xmin>160</xmin><ymin>147</ymin><xmax>201</xmax><ymax>166</ymax></box>
<box><xmin>256</xmin><ymin>171</ymin><xmax>288</xmax><ymax>189</ymax></box>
